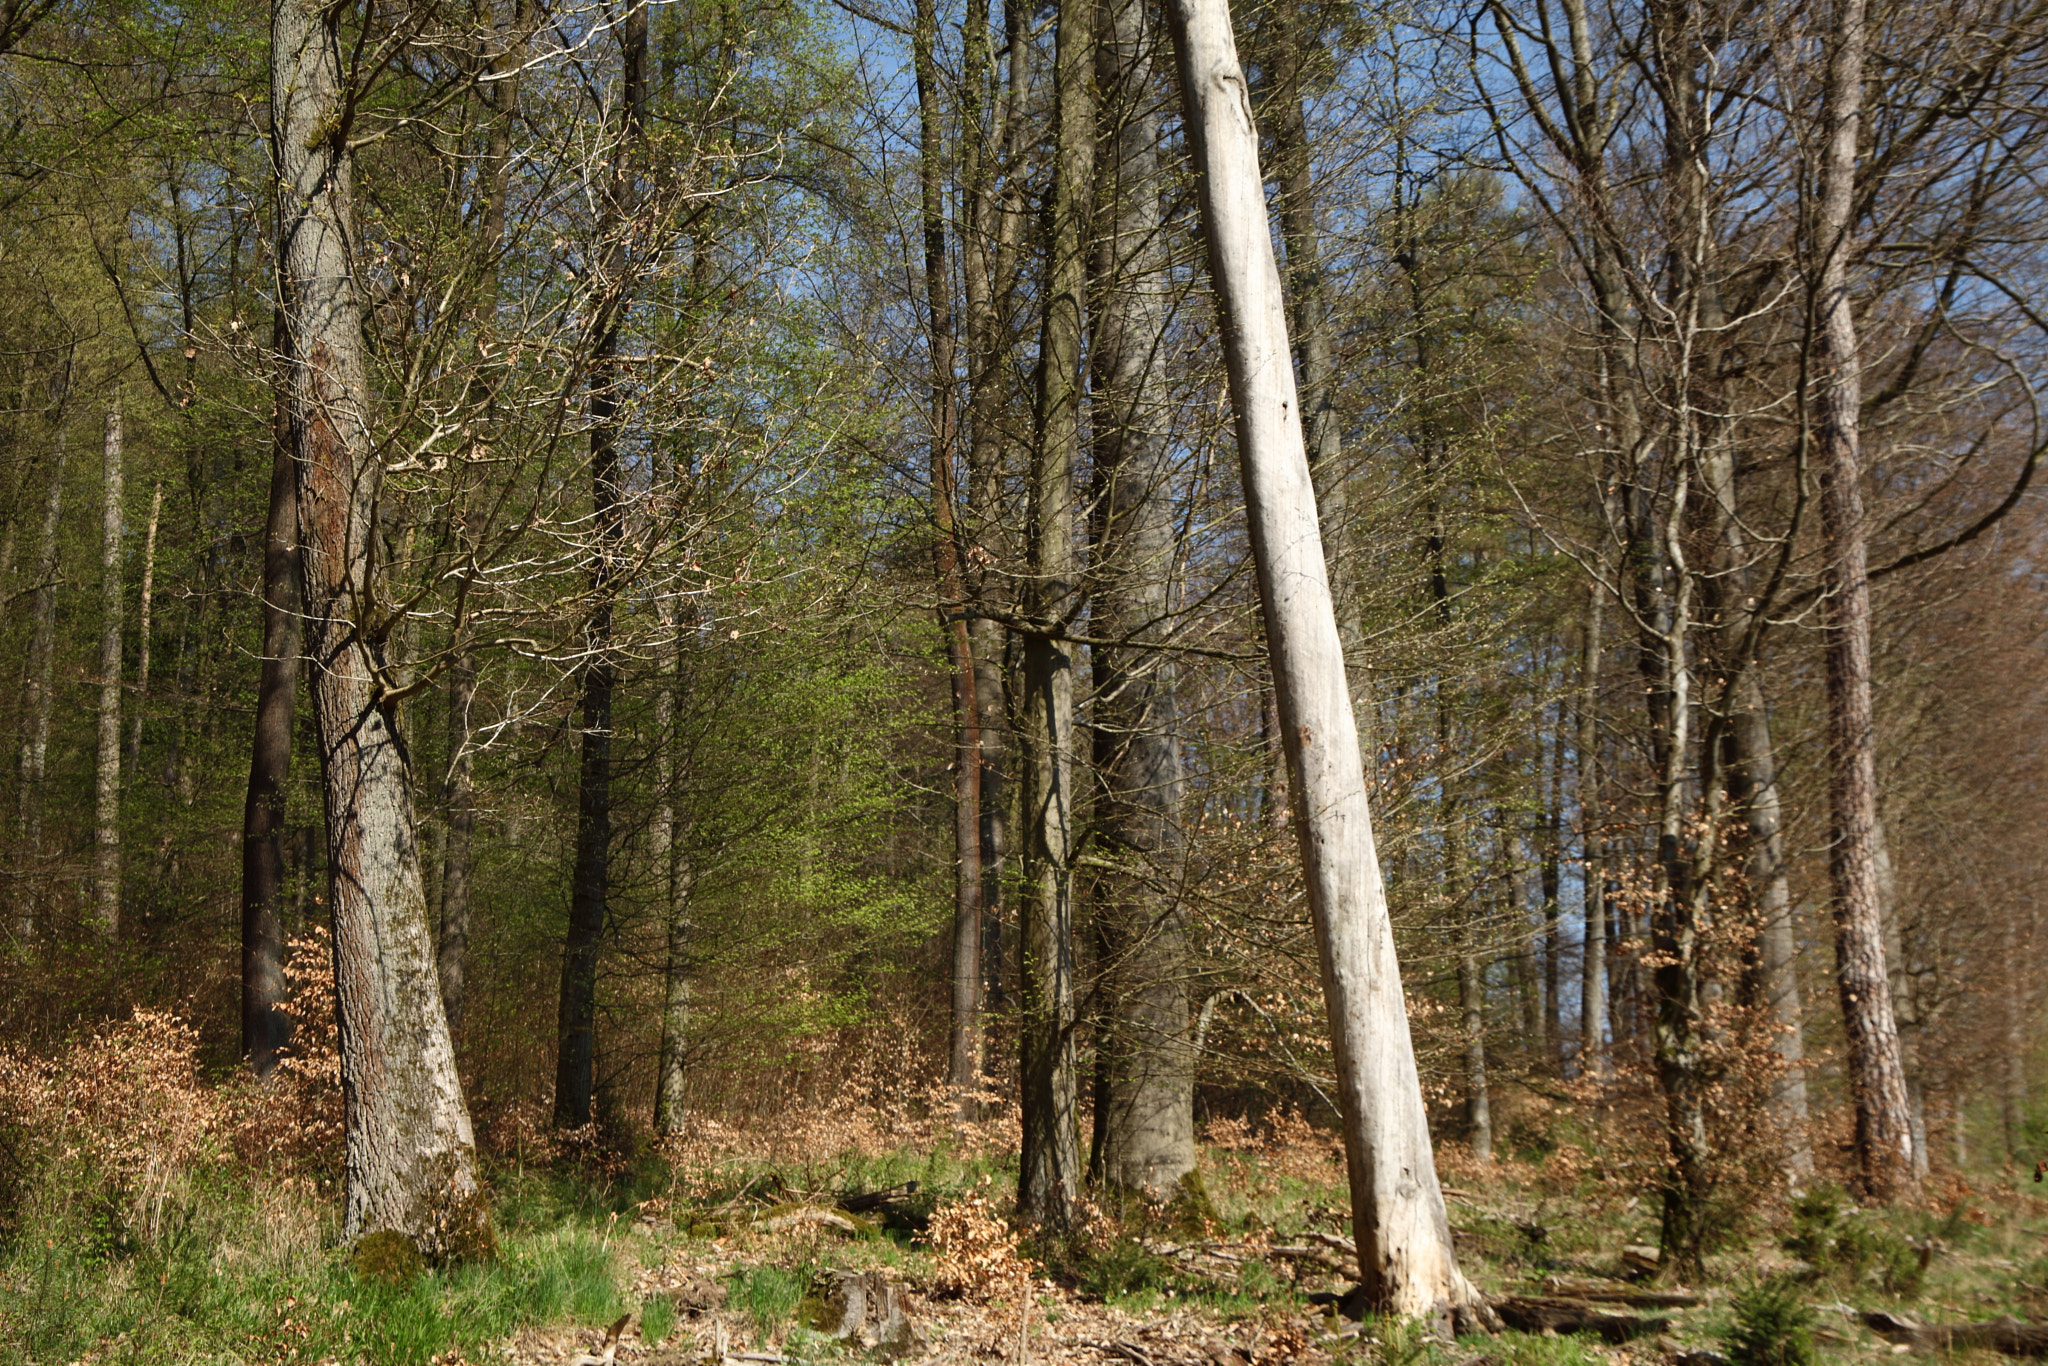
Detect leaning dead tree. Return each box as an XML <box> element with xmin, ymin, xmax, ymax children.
<box><xmin>1165</xmin><ymin>0</ymin><xmax>1485</xmax><ymax>1327</ymax></box>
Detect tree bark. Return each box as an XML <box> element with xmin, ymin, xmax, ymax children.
<box><xmin>651</xmin><ymin>619</ymin><xmax>693</xmax><ymax>1135</ymax></box>
<box><xmin>1578</xmin><ymin>582</ymin><xmax>1608</xmax><ymax>1077</ymax></box>
<box><xmin>127</xmin><ymin>479</ymin><xmax>161</xmax><ymax>775</ymax></box>
<box><xmin>1266</xmin><ymin>0</ymin><xmax>1364</xmax><ymax>715</ymax></box>
<box><xmin>439</xmin><ymin>0</ymin><xmax>527</xmax><ymax>1039</ymax></box>
<box><xmin>555</xmin><ymin>0</ymin><xmax>648</xmax><ymax>1132</ymax></box>
<box><xmin>1090</xmin><ymin>0</ymin><xmax>1192</xmax><ymax>1197</ymax></box>
<box><xmin>18</xmin><ymin>407</ymin><xmax>65</xmax><ymax>864</ymax></box>
<box><xmin>1017</xmin><ymin>0</ymin><xmax>1094</xmax><ymax>1228</ymax></box>
<box><xmin>1814</xmin><ymin>0</ymin><xmax>1914</xmax><ymax>1201</ymax></box>
<box><xmin>93</xmin><ymin>402</ymin><xmax>123</xmax><ymax>937</ymax></box>
<box><xmin>243</xmin><ymin>315</ymin><xmax>300</xmax><ymax>1077</ymax></box>
<box><xmin>273</xmin><ymin>0</ymin><xmax>485</xmax><ymax>1253</ymax></box>
<box><xmin>914</xmin><ymin>0</ymin><xmax>985</xmax><ymax>1107</ymax></box>
<box><xmin>1166</xmin><ymin>0</ymin><xmax>1479</xmax><ymax>1322</ymax></box>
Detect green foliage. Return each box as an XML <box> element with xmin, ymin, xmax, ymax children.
<box><xmin>1724</xmin><ymin>1280</ymin><xmax>1818</xmax><ymax>1366</ymax></box>
<box><xmin>642</xmin><ymin>1292</ymin><xmax>678</xmax><ymax>1347</ymax></box>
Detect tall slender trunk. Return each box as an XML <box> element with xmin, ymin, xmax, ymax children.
<box><xmin>1578</xmin><ymin>582</ymin><xmax>1608</xmax><ymax>1077</ymax></box>
<box><xmin>437</xmin><ymin>655</ymin><xmax>476</xmax><ymax>1031</ymax></box>
<box><xmin>18</xmin><ymin>410</ymin><xmax>65</xmax><ymax>864</ymax></box>
<box><xmin>1090</xmin><ymin>0</ymin><xmax>1191</xmax><ymax>1196</ymax></box>
<box><xmin>556</xmin><ymin>1</ymin><xmax>648</xmax><ymax>1131</ymax></box>
<box><xmin>915</xmin><ymin>0</ymin><xmax>985</xmax><ymax>1105</ymax></box>
<box><xmin>243</xmin><ymin>313</ymin><xmax>300</xmax><ymax>1076</ymax></box>
<box><xmin>439</xmin><ymin>0</ymin><xmax>527</xmax><ymax>1037</ymax></box>
<box><xmin>273</xmin><ymin>0</ymin><xmax>484</xmax><ymax>1252</ymax></box>
<box><xmin>93</xmin><ymin>402</ymin><xmax>123</xmax><ymax>937</ymax></box>
<box><xmin>1167</xmin><ymin>0</ymin><xmax>1480</xmax><ymax>1323</ymax></box>
<box><xmin>964</xmin><ymin>0</ymin><xmax>1030</xmax><ymax>1028</ymax></box>
<box><xmin>651</xmin><ymin>636</ymin><xmax>695</xmax><ymax>1134</ymax></box>
<box><xmin>1729</xmin><ymin>694</ymin><xmax>1811</xmax><ymax>1176</ymax></box>
<box><xmin>1541</xmin><ymin>731</ymin><xmax>1563</xmax><ymax>1067</ymax></box>
<box><xmin>1017</xmin><ymin>0</ymin><xmax>1094</xmax><ymax>1227</ymax></box>
<box><xmin>127</xmin><ymin>480</ymin><xmax>161</xmax><ymax>775</ymax></box>
<box><xmin>1814</xmin><ymin>0</ymin><xmax>1914</xmax><ymax>1201</ymax></box>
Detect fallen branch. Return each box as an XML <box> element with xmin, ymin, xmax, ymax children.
<box><xmin>1491</xmin><ymin>1295</ymin><xmax>1672</xmax><ymax>1343</ymax></box>
<box><xmin>1541</xmin><ymin>1275</ymin><xmax>1702</xmax><ymax>1308</ymax></box>
<box><xmin>758</xmin><ymin>1205</ymin><xmax>861</xmax><ymax>1235</ymax></box>
<box><xmin>1863</xmin><ymin>1310</ymin><xmax>2048</xmax><ymax>1356</ymax></box>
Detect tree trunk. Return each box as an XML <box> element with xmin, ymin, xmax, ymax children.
<box><xmin>651</xmin><ymin>626</ymin><xmax>693</xmax><ymax>1135</ymax></box>
<box><xmin>1090</xmin><ymin>0</ymin><xmax>1192</xmax><ymax>1197</ymax></box>
<box><xmin>1728</xmin><ymin>694</ymin><xmax>1812</xmax><ymax>1178</ymax></box>
<box><xmin>93</xmin><ymin>402</ymin><xmax>123</xmax><ymax>936</ymax></box>
<box><xmin>127</xmin><ymin>479</ymin><xmax>161</xmax><ymax>775</ymax></box>
<box><xmin>18</xmin><ymin>409</ymin><xmax>65</xmax><ymax>864</ymax></box>
<box><xmin>1017</xmin><ymin>0</ymin><xmax>1094</xmax><ymax>1228</ymax></box>
<box><xmin>437</xmin><ymin>655</ymin><xmax>475</xmax><ymax>1032</ymax></box>
<box><xmin>555</xmin><ymin>0</ymin><xmax>648</xmax><ymax>1132</ymax></box>
<box><xmin>1814</xmin><ymin>0</ymin><xmax>1914</xmax><ymax>1201</ymax></box>
<box><xmin>273</xmin><ymin>0</ymin><xmax>485</xmax><ymax>1254</ymax></box>
<box><xmin>1267</xmin><ymin>0</ymin><xmax>1365</xmax><ymax>717</ymax></box>
<box><xmin>1166</xmin><ymin>0</ymin><xmax>1478</xmax><ymax>1321</ymax></box>
<box><xmin>915</xmin><ymin>0</ymin><xmax>985</xmax><ymax>1106</ymax></box>
<box><xmin>242</xmin><ymin>316</ymin><xmax>300</xmax><ymax>1077</ymax></box>
<box><xmin>440</xmin><ymin>0</ymin><xmax>526</xmax><ymax>1040</ymax></box>
<box><xmin>964</xmin><ymin>0</ymin><xmax>1031</xmax><ymax>1031</ymax></box>
<box><xmin>1578</xmin><ymin>582</ymin><xmax>1608</xmax><ymax>1077</ymax></box>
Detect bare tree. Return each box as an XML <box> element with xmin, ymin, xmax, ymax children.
<box><xmin>1166</xmin><ymin>0</ymin><xmax>1482</xmax><ymax>1324</ymax></box>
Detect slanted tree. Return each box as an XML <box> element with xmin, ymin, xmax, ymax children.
<box><xmin>1165</xmin><ymin>0</ymin><xmax>1484</xmax><ymax>1325</ymax></box>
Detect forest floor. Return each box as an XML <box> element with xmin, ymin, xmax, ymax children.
<box><xmin>5</xmin><ymin>1106</ymin><xmax>2048</xmax><ymax>1366</ymax></box>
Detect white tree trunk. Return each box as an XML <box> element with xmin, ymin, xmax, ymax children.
<box><xmin>94</xmin><ymin>402</ymin><xmax>124</xmax><ymax>936</ymax></box>
<box><xmin>1165</xmin><ymin>0</ymin><xmax>1480</xmax><ymax>1325</ymax></box>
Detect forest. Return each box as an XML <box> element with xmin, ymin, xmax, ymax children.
<box><xmin>0</xmin><ymin>0</ymin><xmax>2045</xmax><ymax>1359</ymax></box>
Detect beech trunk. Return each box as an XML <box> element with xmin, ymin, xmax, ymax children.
<box><xmin>1814</xmin><ymin>0</ymin><xmax>1914</xmax><ymax>1200</ymax></box>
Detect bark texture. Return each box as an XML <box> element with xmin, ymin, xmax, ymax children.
<box><xmin>1814</xmin><ymin>0</ymin><xmax>1914</xmax><ymax>1200</ymax></box>
<box><xmin>1018</xmin><ymin>0</ymin><xmax>1094</xmax><ymax>1227</ymax></box>
<box><xmin>915</xmin><ymin>0</ymin><xmax>985</xmax><ymax>1105</ymax></box>
<box><xmin>1090</xmin><ymin>0</ymin><xmax>1192</xmax><ymax>1197</ymax></box>
<box><xmin>93</xmin><ymin>402</ymin><xmax>122</xmax><ymax>936</ymax></box>
<box><xmin>556</xmin><ymin>0</ymin><xmax>648</xmax><ymax>1132</ymax></box>
<box><xmin>273</xmin><ymin>0</ymin><xmax>485</xmax><ymax>1254</ymax></box>
<box><xmin>1166</xmin><ymin>0</ymin><xmax>1478</xmax><ymax>1322</ymax></box>
<box><xmin>243</xmin><ymin>326</ymin><xmax>299</xmax><ymax>1076</ymax></box>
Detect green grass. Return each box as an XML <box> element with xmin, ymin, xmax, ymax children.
<box><xmin>727</xmin><ymin>1263</ymin><xmax>808</xmax><ymax>1341</ymax></box>
<box><xmin>0</xmin><ymin>1173</ymin><xmax>634</xmax><ymax>1366</ymax></box>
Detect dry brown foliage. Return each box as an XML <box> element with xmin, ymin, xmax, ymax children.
<box><xmin>0</xmin><ymin>1008</ymin><xmax>221</xmax><ymax>1240</ymax></box>
<box><xmin>923</xmin><ymin>1180</ymin><xmax>1036</xmax><ymax>1301</ymax></box>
